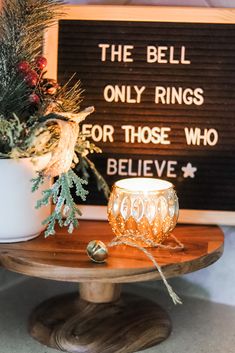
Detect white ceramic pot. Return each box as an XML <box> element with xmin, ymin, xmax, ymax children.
<box><xmin>0</xmin><ymin>154</ymin><xmax>52</xmax><ymax>243</ymax></box>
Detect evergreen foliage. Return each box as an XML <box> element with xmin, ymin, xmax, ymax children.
<box><xmin>32</xmin><ymin>170</ymin><xmax>89</xmax><ymax>237</ymax></box>
<box><xmin>0</xmin><ymin>0</ymin><xmax>110</xmax><ymax>236</ymax></box>
<box><xmin>0</xmin><ymin>0</ymin><xmax>63</xmax><ymax>118</ymax></box>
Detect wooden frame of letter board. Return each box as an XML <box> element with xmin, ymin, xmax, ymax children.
<box><xmin>44</xmin><ymin>5</ymin><xmax>235</xmax><ymax>225</ymax></box>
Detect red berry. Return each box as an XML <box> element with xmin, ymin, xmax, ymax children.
<box><xmin>17</xmin><ymin>61</ymin><xmax>30</xmax><ymax>73</ymax></box>
<box><xmin>24</xmin><ymin>70</ymin><xmax>38</xmax><ymax>87</ymax></box>
<box><xmin>29</xmin><ymin>93</ymin><xmax>40</xmax><ymax>105</ymax></box>
<box><xmin>35</xmin><ymin>56</ymin><xmax>47</xmax><ymax>70</ymax></box>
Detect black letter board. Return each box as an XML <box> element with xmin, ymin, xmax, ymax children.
<box><xmin>44</xmin><ymin>6</ymin><xmax>235</xmax><ymax>225</ymax></box>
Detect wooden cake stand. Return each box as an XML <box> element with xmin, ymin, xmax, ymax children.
<box><xmin>0</xmin><ymin>221</ymin><xmax>224</xmax><ymax>353</ymax></box>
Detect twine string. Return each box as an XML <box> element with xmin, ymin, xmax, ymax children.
<box><xmin>41</xmin><ymin>107</ymin><xmax>94</xmax><ymax>177</ymax></box>
<box><xmin>108</xmin><ymin>233</ymin><xmax>184</xmax><ymax>305</ymax></box>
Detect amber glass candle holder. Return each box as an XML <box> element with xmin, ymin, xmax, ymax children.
<box><xmin>108</xmin><ymin>178</ymin><xmax>179</xmax><ymax>247</ymax></box>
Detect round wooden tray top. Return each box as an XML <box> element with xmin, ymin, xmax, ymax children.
<box><xmin>0</xmin><ymin>221</ymin><xmax>224</xmax><ymax>283</ymax></box>
<box><xmin>0</xmin><ymin>221</ymin><xmax>224</xmax><ymax>353</ymax></box>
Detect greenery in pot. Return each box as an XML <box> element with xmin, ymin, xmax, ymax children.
<box><xmin>0</xmin><ymin>0</ymin><xmax>109</xmax><ymax>236</ymax></box>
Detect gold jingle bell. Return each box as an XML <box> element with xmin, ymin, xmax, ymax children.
<box><xmin>86</xmin><ymin>240</ymin><xmax>108</xmax><ymax>263</ymax></box>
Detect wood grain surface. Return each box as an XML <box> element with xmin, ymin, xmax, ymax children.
<box><xmin>29</xmin><ymin>292</ymin><xmax>171</xmax><ymax>353</ymax></box>
<box><xmin>0</xmin><ymin>221</ymin><xmax>224</xmax><ymax>353</ymax></box>
<box><xmin>0</xmin><ymin>221</ymin><xmax>224</xmax><ymax>283</ymax></box>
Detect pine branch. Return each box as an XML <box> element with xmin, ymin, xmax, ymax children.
<box><xmin>32</xmin><ymin>169</ymin><xmax>89</xmax><ymax>237</ymax></box>
<box><xmin>0</xmin><ymin>0</ymin><xmax>64</xmax><ymax>117</ymax></box>
<box><xmin>53</xmin><ymin>75</ymin><xmax>83</xmax><ymax>114</ymax></box>
<box><xmin>0</xmin><ymin>0</ymin><xmax>63</xmax><ymax>65</ymax></box>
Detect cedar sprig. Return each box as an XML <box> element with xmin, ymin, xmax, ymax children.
<box><xmin>33</xmin><ymin>169</ymin><xmax>89</xmax><ymax>237</ymax></box>
<box><xmin>31</xmin><ymin>173</ymin><xmax>45</xmax><ymax>192</ymax></box>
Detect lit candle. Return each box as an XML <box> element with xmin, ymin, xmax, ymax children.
<box><xmin>108</xmin><ymin>177</ymin><xmax>179</xmax><ymax>247</ymax></box>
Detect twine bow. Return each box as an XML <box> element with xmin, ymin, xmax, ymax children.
<box><xmin>42</xmin><ymin>106</ymin><xmax>94</xmax><ymax>177</ymax></box>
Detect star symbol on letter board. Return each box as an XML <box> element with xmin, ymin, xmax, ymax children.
<box><xmin>181</xmin><ymin>163</ymin><xmax>197</xmax><ymax>178</ymax></box>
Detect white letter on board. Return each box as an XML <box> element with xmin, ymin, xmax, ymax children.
<box><xmin>107</xmin><ymin>158</ymin><xmax>117</xmax><ymax>175</ymax></box>
<box><xmin>155</xmin><ymin>86</ymin><xmax>166</xmax><ymax>104</ymax></box>
<box><xmin>103</xmin><ymin>125</ymin><xmax>114</xmax><ymax>142</ymax></box>
<box><xmin>123</xmin><ymin>45</ymin><xmax>134</xmax><ymax>62</ymax></box>
<box><xmin>167</xmin><ymin>161</ymin><xmax>177</xmax><ymax>178</ymax></box>
<box><xmin>169</xmin><ymin>46</ymin><xmax>179</xmax><ymax>64</ymax></box>
<box><xmin>147</xmin><ymin>46</ymin><xmax>157</xmax><ymax>63</ymax></box>
<box><xmin>111</xmin><ymin>45</ymin><xmax>122</xmax><ymax>62</ymax></box>
<box><xmin>103</xmin><ymin>85</ymin><xmax>115</xmax><ymax>102</ymax></box>
<box><xmin>154</xmin><ymin>160</ymin><xmax>166</xmax><ymax>177</ymax></box>
<box><xmin>181</xmin><ymin>46</ymin><xmax>191</xmax><ymax>64</ymax></box>
<box><xmin>158</xmin><ymin>46</ymin><xmax>168</xmax><ymax>63</ymax></box>
<box><xmin>193</xmin><ymin>88</ymin><xmax>204</xmax><ymax>105</ymax></box>
<box><xmin>98</xmin><ymin>44</ymin><xmax>110</xmax><ymax>61</ymax></box>
<box><xmin>143</xmin><ymin>160</ymin><xmax>153</xmax><ymax>176</ymax></box>
<box><xmin>135</xmin><ymin>85</ymin><xmax>146</xmax><ymax>103</ymax></box>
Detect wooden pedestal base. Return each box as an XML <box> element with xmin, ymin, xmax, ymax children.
<box><xmin>29</xmin><ymin>284</ymin><xmax>171</xmax><ymax>353</ymax></box>
<box><xmin>0</xmin><ymin>223</ymin><xmax>224</xmax><ymax>353</ymax></box>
